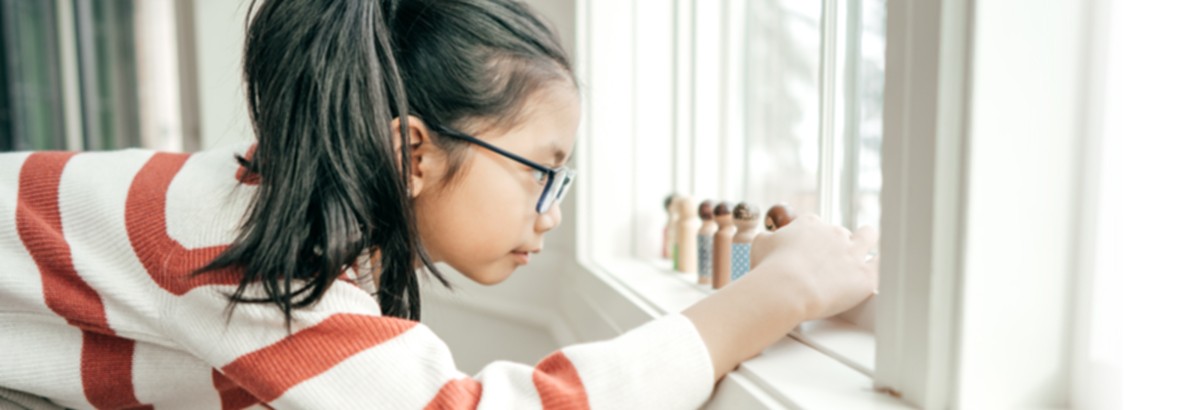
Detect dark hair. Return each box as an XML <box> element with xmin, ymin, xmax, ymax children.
<box><xmin>698</xmin><ymin>200</ymin><xmax>714</xmax><ymax>220</ymax></box>
<box><xmin>765</xmin><ymin>204</ymin><xmax>796</xmax><ymax>231</ymax></box>
<box><xmin>733</xmin><ymin>203</ymin><xmax>760</xmax><ymax>221</ymax></box>
<box><xmin>714</xmin><ymin>202</ymin><xmax>733</xmax><ymax>216</ymax></box>
<box><xmin>197</xmin><ymin>0</ymin><xmax>574</xmax><ymax>324</ymax></box>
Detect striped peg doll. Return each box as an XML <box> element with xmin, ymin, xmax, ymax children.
<box><xmin>711</xmin><ymin>202</ymin><xmax>735</xmax><ymax>289</ymax></box>
<box><xmin>696</xmin><ymin>200</ymin><xmax>717</xmax><ymax>285</ymax></box>
<box><xmin>674</xmin><ymin>195</ymin><xmax>700</xmax><ymax>273</ymax></box>
<box><xmin>731</xmin><ymin>202</ymin><xmax>760</xmax><ymax>281</ymax></box>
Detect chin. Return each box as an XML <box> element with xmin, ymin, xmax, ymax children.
<box><xmin>462</xmin><ymin>264</ymin><xmax>516</xmax><ymax>286</ymax></box>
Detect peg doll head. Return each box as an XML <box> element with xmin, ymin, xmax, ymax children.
<box><xmin>714</xmin><ymin>201</ymin><xmax>734</xmax><ymax>226</ymax></box>
<box><xmin>764</xmin><ymin>204</ymin><xmax>797</xmax><ymax>231</ymax></box>
<box><xmin>698</xmin><ymin>200</ymin><xmax>714</xmax><ymax>222</ymax></box>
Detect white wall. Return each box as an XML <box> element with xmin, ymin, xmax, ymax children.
<box><xmin>192</xmin><ymin>0</ymin><xmax>254</xmax><ymax>149</ymax></box>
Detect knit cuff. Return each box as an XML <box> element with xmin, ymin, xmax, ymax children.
<box><xmin>562</xmin><ymin>313</ymin><xmax>716</xmax><ymax>409</ymax></box>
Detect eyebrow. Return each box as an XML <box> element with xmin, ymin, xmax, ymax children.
<box><xmin>549</xmin><ymin>145</ymin><xmax>572</xmax><ymax>167</ymax></box>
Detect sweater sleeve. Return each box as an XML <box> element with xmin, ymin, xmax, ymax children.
<box><xmin>160</xmin><ymin>282</ymin><xmax>714</xmax><ymax>409</ymax></box>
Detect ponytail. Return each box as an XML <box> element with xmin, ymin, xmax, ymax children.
<box><xmin>199</xmin><ymin>0</ymin><xmax>444</xmax><ymax>323</ymax></box>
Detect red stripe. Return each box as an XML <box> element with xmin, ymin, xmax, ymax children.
<box><xmin>81</xmin><ymin>331</ymin><xmax>153</xmax><ymax>410</ymax></box>
<box><xmin>15</xmin><ymin>153</ymin><xmax>152</xmax><ymax>409</ymax></box>
<box><xmin>221</xmin><ymin>313</ymin><xmax>417</xmax><ymax>403</ymax></box>
<box><xmin>532</xmin><ymin>351</ymin><xmax>589</xmax><ymax>410</ymax></box>
<box><xmin>15</xmin><ymin>152</ymin><xmax>111</xmax><ymax>334</ymax></box>
<box><xmin>424</xmin><ymin>378</ymin><xmax>483</xmax><ymax>410</ymax></box>
<box><xmin>212</xmin><ymin>369</ymin><xmax>263</xmax><ymax>410</ymax></box>
<box><xmin>124</xmin><ymin>152</ymin><xmax>241</xmax><ymax>294</ymax></box>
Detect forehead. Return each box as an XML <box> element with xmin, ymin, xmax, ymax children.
<box><xmin>481</xmin><ymin>83</ymin><xmax>580</xmax><ymax>162</ymax></box>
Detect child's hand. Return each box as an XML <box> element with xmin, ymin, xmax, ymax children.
<box><xmin>750</xmin><ymin>214</ymin><xmax>879</xmax><ymax>322</ymax></box>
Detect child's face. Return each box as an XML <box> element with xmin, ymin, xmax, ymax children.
<box><xmin>411</xmin><ymin>84</ymin><xmax>579</xmax><ymax>284</ymax></box>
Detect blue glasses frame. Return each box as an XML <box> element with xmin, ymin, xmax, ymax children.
<box><xmin>430</xmin><ymin>124</ymin><xmax>575</xmax><ymax>214</ymax></box>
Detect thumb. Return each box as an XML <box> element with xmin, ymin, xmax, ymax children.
<box><xmin>750</xmin><ymin>232</ymin><xmax>774</xmax><ymax>268</ymax></box>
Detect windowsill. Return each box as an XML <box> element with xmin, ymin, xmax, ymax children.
<box><xmin>575</xmin><ymin>256</ymin><xmax>908</xmax><ymax>409</ymax></box>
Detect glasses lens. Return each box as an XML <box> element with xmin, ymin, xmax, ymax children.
<box><xmin>556</xmin><ymin>170</ymin><xmax>575</xmax><ymax>200</ymax></box>
<box><xmin>537</xmin><ymin>168</ymin><xmax>575</xmax><ymax>214</ymax></box>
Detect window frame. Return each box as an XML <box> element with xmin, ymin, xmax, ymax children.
<box><xmin>572</xmin><ymin>0</ymin><xmax>900</xmax><ymax>407</ymax></box>
<box><xmin>572</xmin><ymin>0</ymin><xmax>1106</xmax><ymax>408</ymax></box>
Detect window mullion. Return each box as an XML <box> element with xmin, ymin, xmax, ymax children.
<box><xmin>874</xmin><ymin>0</ymin><xmax>971</xmax><ymax>407</ymax></box>
<box><xmin>56</xmin><ymin>0</ymin><xmax>85</xmax><ymax>151</ymax></box>
<box><xmin>817</xmin><ymin>0</ymin><xmax>842</xmax><ymax>224</ymax></box>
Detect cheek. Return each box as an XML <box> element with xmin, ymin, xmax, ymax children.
<box><xmin>436</xmin><ymin>168</ymin><xmax>532</xmax><ymax>259</ymax></box>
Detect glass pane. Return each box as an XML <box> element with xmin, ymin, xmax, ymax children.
<box><xmin>853</xmin><ymin>0</ymin><xmax>886</xmax><ymax>229</ymax></box>
<box><xmin>742</xmin><ymin>0</ymin><xmax>822</xmax><ymax>214</ymax></box>
<box><xmin>76</xmin><ymin>0</ymin><xmax>141</xmax><ymax>150</ymax></box>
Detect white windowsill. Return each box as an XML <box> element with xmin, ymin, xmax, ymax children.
<box><xmin>576</xmin><ymin>256</ymin><xmax>908</xmax><ymax>409</ymax></box>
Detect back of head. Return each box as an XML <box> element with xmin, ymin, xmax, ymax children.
<box><xmin>202</xmin><ymin>0</ymin><xmax>575</xmax><ymax>323</ymax></box>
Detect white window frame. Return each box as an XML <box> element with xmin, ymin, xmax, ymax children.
<box><xmin>569</xmin><ymin>0</ymin><xmax>1109</xmax><ymax>408</ymax></box>
<box><xmin>570</xmin><ymin>0</ymin><xmax>900</xmax><ymax>407</ymax></box>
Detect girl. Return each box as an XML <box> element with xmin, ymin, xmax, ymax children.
<box><xmin>0</xmin><ymin>0</ymin><xmax>878</xmax><ymax>408</ymax></box>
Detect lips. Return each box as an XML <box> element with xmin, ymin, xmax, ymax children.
<box><xmin>511</xmin><ymin>248</ymin><xmax>540</xmax><ymax>265</ymax></box>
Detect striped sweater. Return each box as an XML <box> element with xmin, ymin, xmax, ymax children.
<box><xmin>0</xmin><ymin>145</ymin><xmax>714</xmax><ymax>409</ymax></box>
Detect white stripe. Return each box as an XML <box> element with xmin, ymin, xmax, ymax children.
<box><xmin>166</xmin><ymin>143</ymin><xmax>255</xmax><ymax>249</ymax></box>
<box><xmin>0</xmin><ymin>152</ymin><xmax>63</xmax><ymax>320</ymax></box>
<box><xmin>162</xmin><ymin>280</ymin><xmax>382</xmax><ymax>367</ymax></box>
<box><xmin>475</xmin><ymin>361</ymin><xmax>542</xmax><ymax>410</ymax></box>
<box><xmin>130</xmin><ymin>340</ymin><xmax>223</xmax><ymax>410</ymax></box>
<box><xmin>0</xmin><ymin>319</ymin><xmax>89</xmax><ymax>410</ymax></box>
<box><xmin>57</xmin><ymin>149</ymin><xmax>165</xmax><ymax>341</ymax></box>
<box><xmin>269</xmin><ymin>324</ymin><xmax>464</xmax><ymax>409</ymax></box>
<box><xmin>560</xmin><ymin>314</ymin><xmax>715</xmax><ymax>410</ymax></box>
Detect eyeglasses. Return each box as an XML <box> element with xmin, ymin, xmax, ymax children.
<box><xmin>430</xmin><ymin>124</ymin><xmax>575</xmax><ymax>214</ymax></box>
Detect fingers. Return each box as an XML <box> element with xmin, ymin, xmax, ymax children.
<box><xmin>850</xmin><ymin>226</ymin><xmax>879</xmax><ymax>257</ymax></box>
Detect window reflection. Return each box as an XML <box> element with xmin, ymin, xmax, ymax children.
<box><xmin>743</xmin><ymin>0</ymin><xmax>822</xmax><ymax>215</ymax></box>
<box><xmin>854</xmin><ymin>0</ymin><xmax>886</xmax><ymax>230</ymax></box>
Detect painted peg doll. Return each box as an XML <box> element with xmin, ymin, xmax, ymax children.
<box><xmin>696</xmin><ymin>200</ymin><xmax>717</xmax><ymax>284</ymax></box>
<box><xmin>711</xmin><ymin>202</ymin><xmax>735</xmax><ymax>289</ymax></box>
<box><xmin>764</xmin><ymin>204</ymin><xmax>797</xmax><ymax>232</ymax></box>
<box><xmin>731</xmin><ymin>202</ymin><xmax>760</xmax><ymax>281</ymax></box>
<box><xmin>675</xmin><ymin>195</ymin><xmax>700</xmax><ymax>273</ymax></box>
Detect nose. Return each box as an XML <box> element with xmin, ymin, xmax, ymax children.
<box><xmin>534</xmin><ymin>201</ymin><xmax>562</xmax><ymax>233</ymax></box>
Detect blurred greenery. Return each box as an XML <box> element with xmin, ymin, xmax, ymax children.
<box><xmin>1</xmin><ymin>0</ymin><xmax>140</xmax><ymax>152</ymax></box>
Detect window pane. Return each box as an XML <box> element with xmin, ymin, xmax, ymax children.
<box><xmin>76</xmin><ymin>0</ymin><xmax>141</xmax><ymax>150</ymax></box>
<box><xmin>742</xmin><ymin>0</ymin><xmax>822</xmax><ymax>213</ymax></box>
<box><xmin>853</xmin><ymin>0</ymin><xmax>885</xmax><ymax>230</ymax></box>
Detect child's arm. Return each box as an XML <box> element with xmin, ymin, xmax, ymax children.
<box><xmin>684</xmin><ymin>216</ymin><xmax>879</xmax><ymax>381</ymax></box>
<box><xmin>162</xmin><ymin>278</ymin><xmax>715</xmax><ymax>408</ymax></box>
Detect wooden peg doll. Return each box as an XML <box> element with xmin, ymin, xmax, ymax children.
<box><xmin>696</xmin><ymin>200</ymin><xmax>717</xmax><ymax>284</ymax></box>
<box><xmin>711</xmin><ymin>202</ymin><xmax>735</xmax><ymax>289</ymax></box>
<box><xmin>662</xmin><ymin>193</ymin><xmax>677</xmax><ymax>260</ymax></box>
<box><xmin>731</xmin><ymin>202</ymin><xmax>760</xmax><ymax>281</ymax></box>
<box><xmin>675</xmin><ymin>195</ymin><xmax>700</xmax><ymax>273</ymax></box>
<box><xmin>764</xmin><ymin>203</ymin><xmax>797</xmax><ymax>232</ymax></box>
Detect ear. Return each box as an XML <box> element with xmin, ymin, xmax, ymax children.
<box><xmin>393</xmin><ymin>116</ymin><xmax>443</xmax><ymax>197</ymax></box>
